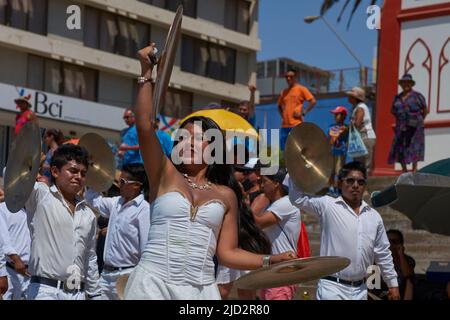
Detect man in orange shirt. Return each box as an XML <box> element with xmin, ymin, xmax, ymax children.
<box><xmin>278</xmin><ymin>69</ymin><xmax>316</xmax><ymax>151</ymax></box>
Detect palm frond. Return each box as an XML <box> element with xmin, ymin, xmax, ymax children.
<box><xmin>346</xmin><ymin>0</ymin><xmax>362</xmax><ymax>29</ymax></box>
<box><xmin>337</xmin><ymin>0</ymin><xmax>351</xmax><ymax>22</ymax></box>
<box><xmin>321</xmin><ymin>0</ymin><xmax>381</xmax><ymax>28</ymax></box>
<box><xmin>320</xmin><ymin>0</ymin><xmax>339</xmax><ymax>16</ymax></box>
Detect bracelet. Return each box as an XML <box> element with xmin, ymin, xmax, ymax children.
<box><xmin>262</xmin><ymin>255</ymin><xmax>271</xmax><ymax>268</ymax></box>
<box><xmin>137</xmin><ymin>76</ymin><xmax>151</xmax><ymax>84</ymax></box>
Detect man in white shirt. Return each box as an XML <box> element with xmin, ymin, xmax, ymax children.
<box><xmin>24</xmin><ymin>144</ymin><xmax>101</xmax><ymax>300</ymax></box>
<box><xmin>86</xmin><ymin>163</ymin><xmax>150</xmax><ymax>300</ymax></box>
<box><xmin>0</xmin><ymin>202</ymin><xmax>31</xmax><ymax>299</ymax></box>
<box><xmin>253</xmin><ymin>168</ymin><xmax>301</xmax><ymax>300</ymax></box>
<box><xmin>0</xmin><ymin>237</ymin><xmax>8</xmax><ymax>298</ymax></box>
<box><xmin>289</xmin><ymin>161</ymin><xmax>400</xmax><ymax>300</ymax></box>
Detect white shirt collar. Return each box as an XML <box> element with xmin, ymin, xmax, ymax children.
<box><xmin>119</xmin><ymin>193</ymin><xmax>145</xmax><ymax>207</ymax></box>
<box><xmin>334</xmin><ymin>196</ymin><xmax>371</xmax><ymax>215</ymax></box>
<box><xmin>49</xmin><ymin>184</ymin><xmax>86</xmax><ymax>207</ymax></box>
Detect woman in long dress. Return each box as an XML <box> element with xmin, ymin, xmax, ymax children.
<box><xmin>388</xmin><ymin>74</ymin><xmax>427</xmax><ymax>173</ymax></box>
<box><xmin>124</xmin><ymin>44</ymin><xmax>295</xmax><ymax>300</ymax></box>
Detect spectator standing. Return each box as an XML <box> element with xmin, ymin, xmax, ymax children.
<box><xmin>277</xmin><ymin>69</ymin><xmax>316</xmax><ymax>151</ymax></box>
<box><xmin>388</xmin><ymin>74</ymin><xmax>427</xmax><ymax>173</ymax></box>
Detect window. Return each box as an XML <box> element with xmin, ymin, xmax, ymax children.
<box><xmin>27</xmin><ymin>55</ymin><xmax>98</xmax><ymax>101</ymax></box>
<box><xmin>266</xmin><ymin>60</ymin><xmax>276</xmax><ymax>78</ymax></box>
<box><xmin>181</xmin><ymin>35</ymin><xmax>236</xmax><ymax>84</ymax></box>
<box><xmin>164</xmin><ymin>87</ymin><xmax>193</xmax><ymax>119</ymax></box>
<box><xmin>257</xmin><ymin>62</ymin><xmax>265</xmax><ymax>78</ymax></box>
<box><xmin>84</xmin><ymin>7</ymin><xmax>150</xmax><ymax>59</ymax></box>
<box><xmin>131</xmin><ymin>82</ymin><xmax>192</xmax><ymax>119</ymax></box>
<box><xmin>138</xmin><ymin>0</ymin><xmax>197</xmax><ymax>18</ymax></box>
<box><xmin>225</xmin><ymin>0</ymin><xmax>250</xmax><ymax>34</ymax></box>
<box><xmin>0</xmin><ymin>0</ymin><xmax>47</xmax><ymax>35</ymax></box>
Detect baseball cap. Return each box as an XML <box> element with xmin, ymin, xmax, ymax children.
<box><xmin>330</xmin><ymin>106</ymin><xmax>348</xmax><ymax>117</ymax></box>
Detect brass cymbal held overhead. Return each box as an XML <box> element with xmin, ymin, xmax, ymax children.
<box><xmin>235</xmin><ymin>256</ymin><xmax>351</xmax><ymax>290</ymax></box>
<box><xmin>4</xmin><ymin>122</ymin><xmax>42</xmax><ymax>213</ymax></box>
<box><xmin>284</xmin><ymin>122</ymin><xmax>333</xmax><ymax>194</ymax></box>
<box><xmin>78</xmin><ymin>133</ymin><xmax>115</xmax><ymax>193</ymax></box>
<box><xmin>152</xmin><ymin>4</ymin><xmax>183</xmax><ymax>122</ymax></box>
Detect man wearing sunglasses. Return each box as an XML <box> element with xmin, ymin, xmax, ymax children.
<box><xmin>289</xmin><ymin>161</ymin><xmax>400</xmax><ymax>300</ymax></box>
<box><xmin>85</xmin><ymin>163</ymin><xmax>150</xmax><ymax>299</ymax></box>
<box><xmin>277</xmin><ymin>69</ymin><xmax>317</xmax><ymax>151</ymax></box>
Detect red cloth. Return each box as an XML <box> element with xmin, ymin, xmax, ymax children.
<box><xmin>15</xmin><ymin>109</ymin><xmax>33</xmax><ymax>136</ymax></box>
<box><xmin>297</xmin><ymin>221</ymin><xmax>311</xmax><ymax>258</ymax></box>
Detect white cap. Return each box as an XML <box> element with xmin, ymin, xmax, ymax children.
<box><xmin>282</xmin><ymin>173</ymin><xmax>290</xmax><ymax>188</ymax></box>
<box><xmin>244</xmin><ymin>158</ymin><xmax>259</xmax><ymax>169</ymax></box>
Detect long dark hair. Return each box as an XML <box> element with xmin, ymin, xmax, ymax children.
<box><xmin>176</xmin><ymin>116</ymin><xmax>271</xmax><ymax>254</ymax></box>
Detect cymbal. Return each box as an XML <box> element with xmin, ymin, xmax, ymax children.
<box><xmin>285</xmin><ymin>122</ymin><xmax>333</xmax><ymax>194</ymax></box>
<box><xmin>78</xmin><ymin>133</ymin><xmax>115</xmax><ymax>193</ymax></box>
<box><xmin>234</xmin><ymin>256</ymin><xmax>351</xmax><ymax>290</ymax></box>
<box><xmin>116</xmin><ymin>274</ymin><xmax>130</xmax><ymax>300</ymax></box>
<box><xmin>152</xmin><ymin>4</ymin><xmax>183</xmax><ymax>121</ymax></box>
<box><xmin>4</xmin><ymin>122</ymin><xmax>41</xmax><ymax>213</ymax></box>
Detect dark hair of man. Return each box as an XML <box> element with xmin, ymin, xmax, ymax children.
<box><xmin>387</xmin><ymin>229</ymin><xmax>404</xmax><ymax>245</ymax></box>
<box><xmin>286</xmin><ymin>68</ymin><xmax>298</xmax><ymax>75</ymax></box>
<box><xmin>50</xmin><ymin>144</ymin><xmax>89</xmax><ymax>183</ymax></box>
<box><xmin>122</xmin><ymin>163</ymin><xmax>149</xmax><ymax>194</ymax></box>
<box><xmin>50</xmin><ymin>144</ymin><xmax>89</xmax><ymax>170</ymax></box>
<box><xmin>338</xmin><ymin>161</ymin><xmax>367</xmax><ymax>181</ymax></box>
<box><xmin>239</xmin><ymin>100</ymin><xmax>249</xmax><ymax>107</ymax></box>
<box><xmin>176</xmin><ymin>116</ymin><xmax>270</xmax><ymax>254</ymax></box>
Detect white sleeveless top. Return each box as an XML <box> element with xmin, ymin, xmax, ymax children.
<box><xmin>139</xmin><ymin>191</ymin><xmax>226</xmax><ymax>286</ymax></box>
<box><xmin>352</xmin><ymin>102</ymin><xmax>376</xmax><ymax>139</ymax></box>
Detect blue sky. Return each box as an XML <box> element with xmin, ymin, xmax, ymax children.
<box><xmin>257</xmin><ymin>0</ymin><xmax>378</xmax><ymax>70</ymax></box>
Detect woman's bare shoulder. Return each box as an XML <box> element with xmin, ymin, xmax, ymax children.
<box><xmin>214</xmin><ymin>184</ymin><xmax>238</xmax><ymax>209</ymax></box>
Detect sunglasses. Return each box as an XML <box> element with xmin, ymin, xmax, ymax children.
<box><xmin>342</xmin><ymin>178</ymin><xmax>367</xmax><ymax>186</ymax></box>
<box><xmin>119</xmin><ymin>177</ymin><xmax>142</xmax><ymax>185</ymax></box>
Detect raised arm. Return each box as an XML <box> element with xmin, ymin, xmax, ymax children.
<box><xmin>288</xmin><ymin>178</ymin><xmax>325</xmax><ymax>220</ymax></box>
<box><xmin>84</xmin><ymin>189</ymin><xmax>114</xmax><ymax>219</ymax></box>
<box><xmin>135</xmin><ymin>44</ymin><xmax>169</xmax><ymax>199</ymax></box>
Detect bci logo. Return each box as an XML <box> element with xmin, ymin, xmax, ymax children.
<box><xmin>33</xmin><ymin>91</ymin><xmax>63</xmax><ymax>119</ymax></box>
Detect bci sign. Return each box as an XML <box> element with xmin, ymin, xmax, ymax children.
<box><xmin>33</xmin><ymin>91</ymin><xmax>63</xmax><ymax>119</ymax></box>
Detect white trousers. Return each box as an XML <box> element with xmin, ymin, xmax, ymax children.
<box><xmin>316</xmin><ymin>279</ymin><xmax>368</xmax><ymax>300</ymax></box>
<box><xmin>26</xmin><ymin>282</ymin><xmax>85</xmax><ymax>300</ymax></box>
<box><xmin>3</xmin><ymin>268</ymin><xmax>30</xmax><ymax>300</ymax></box>
<box><xmin>100</xmin><ymin>268</ymin><xmax>134</xmax><ymax>300</ymax></box>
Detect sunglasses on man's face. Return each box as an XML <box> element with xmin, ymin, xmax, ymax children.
<box><xmin>119</xmin><ymin>178</ymin><xmax>142</xmax><ymax>185</ymax></box>
<box><xmin>342</xmin><ymin>177</ymin><xmax>367</xmax><ymax>186</ymax></box>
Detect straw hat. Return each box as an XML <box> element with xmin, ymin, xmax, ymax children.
<box><xmin>398</xmin><ymin>74</ymin><xmax>416</xmax><ymax>86</ymax></box>
<box><xmin>14</xmin><ymin>94</ymin><xmax>32</xmax><ymax>106</ymax></box>
<box><xmin>346</xmin><ymin>87</ymin><xmax>366</xmax><ymax>102</ymax></box>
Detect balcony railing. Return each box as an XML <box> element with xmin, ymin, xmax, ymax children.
<box><xmin>257</xmin><ymin>66</ymin><xmax>376</xmax><ymax>98</ymax></box>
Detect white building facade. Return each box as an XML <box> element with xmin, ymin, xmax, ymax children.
<box><xmin>0</xmin><ymin>0</ymin><xmax>260</xmax><ymax>169</ymax></box>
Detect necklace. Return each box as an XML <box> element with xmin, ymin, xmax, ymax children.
<box><xmin>183</xmin><ymin>174</ymin><xmax>212</xmax><ymax>190</ymax></box>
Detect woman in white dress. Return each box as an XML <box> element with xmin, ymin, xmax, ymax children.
<box><xmin>124</xmin><ymin>44</ymin><xmax>295</xmax><ymax>300</ymax></box>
